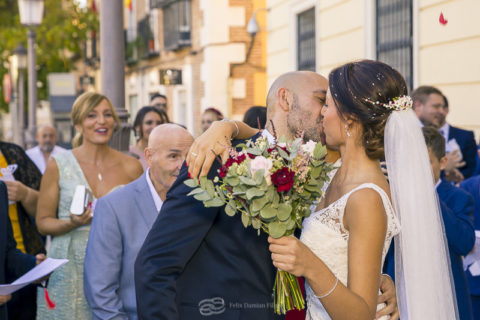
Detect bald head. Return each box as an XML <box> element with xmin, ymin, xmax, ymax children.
<box><xmin>266</xmin><ymin>71</ymin><xmax>327</xmax><ymax>111</ymax></box>
<box><xmin>146</xmin><ymin>124</ymin><xmax>194</xmax><ymax>199</ymax></box>
<box><xmin>36</xmin><ymin>125</ymin><xmax>58</xmax><ymax>153</ymax></box>
<box><xmin>148</xmin><ymin>123</ymin><xmax>193</xmax><ymax>149</ymax></box>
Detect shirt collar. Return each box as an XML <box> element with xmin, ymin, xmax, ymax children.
<box><xmin>262</xmin><ymin>130</ymin><xmax>275</xmax><ymax>145</ymax></box>
<box><xmin>146</xmin><ymin>168</ymin><xmax>163</xmax><ymax>213</ymax></box>
<box><xmin>439</xmin><ymin>123</ymin><xmax>449</xmax><ymax>141</ymax></box>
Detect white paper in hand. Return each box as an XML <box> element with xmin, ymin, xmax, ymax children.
<box><xmin>0</xmin><ymin>258</ymin><xmax>68</xmax><ymax>295</ymax></box>
<box><xmin>0</xmin><ymin>164</ymin><xmax>18</xmax><ymax>205</ymax></box>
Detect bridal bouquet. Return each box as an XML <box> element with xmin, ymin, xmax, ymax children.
<box><xmin>184</xmin><ymin>134</ymin><xmax>334</xmax><ymax>314</ymax></box>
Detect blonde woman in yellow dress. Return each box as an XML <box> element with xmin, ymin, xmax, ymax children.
<box><xmin>35</xmin><ymin>92</ymin><xmax>143</xmax><ymax>319</ymax></box>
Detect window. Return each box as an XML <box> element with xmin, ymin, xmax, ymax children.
<box><xmin>138</xmin><ymin>14</ymin><xmax>160</xmax><ymax>59</ymax></box>
<box><xmin>161</xmin><ymin>0</ymin><xmax>191</xmax><ymax>51</ymax></box>
<box><xmin>297</xmin><ymin>8</ymin><xmax>316</xmax><ymax>71</ymax></box>
<box><xmin>376</xmin><ymin>0</ymin><xmax>413</xmax><ymax>90</ymax></box>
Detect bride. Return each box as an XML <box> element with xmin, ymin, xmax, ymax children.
<box><xmin>187</xmin><ymin>60</ymin><xmax>458</xmax><ymax>319</ymax></box>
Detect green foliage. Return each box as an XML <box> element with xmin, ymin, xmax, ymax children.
<box><xmin>0</xmin><ymin>0</ymin><xmax>98</xmax><ymax>111</ymax></box>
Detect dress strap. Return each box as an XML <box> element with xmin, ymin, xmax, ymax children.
<box><xmin>338</xmin><ymin>183</ymin><xmax>399</xmax><ymax>235</ymax></box>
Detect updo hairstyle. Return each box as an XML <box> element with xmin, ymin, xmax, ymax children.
<box><xmin>328</xmin><ymin>60</ymin><xmax>408</xmax><ymax>159</ymax></box>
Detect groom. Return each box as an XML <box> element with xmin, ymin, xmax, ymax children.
<box><xmin>135</xmin><ymin>71</ymin><xmax>397</xmax><ymax>319</ymax></box>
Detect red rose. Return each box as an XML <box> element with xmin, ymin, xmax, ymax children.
<box><xmin>247</xmin><ymin>153</ymin><xmax>256</xmax><ymax>159</ymax></box>
<box><xmin>234</xmin><ymin>153</ymin><xmax>246</xmax><ymax>164</ymax></box>
<box><xmin>271</xmin><ymin>167</ymin><xmax>295</xmax><ymax>193</ymax></box>
<box><xmin>224</xmin><ymin>158</ymin><xmax>235</xmax><ymax>169</ymax></box>
<box><xmin>267</xmin><ymin>145</ymin><xmax>289</xmax><ymax>155</ymax></box>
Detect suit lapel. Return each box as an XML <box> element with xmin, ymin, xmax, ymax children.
<box><xmin>134</xmin><ymin>173</ymin><xmax>159</xmax><ymax>229</ymax></box>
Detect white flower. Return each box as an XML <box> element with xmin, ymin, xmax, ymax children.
<box><xmin>277</xmin><ymin>142</ymin><xmax>287</xmax><ymax>148</ymax></box>
<box><xmin>302</xmin><ymin>140</ymin><xmax>317</xmax><ymax>156</ymax></box>
<box><xmin>250</xmin><ymin>156</ymin><xmax>273</xmax><ymax>179</ymax></box>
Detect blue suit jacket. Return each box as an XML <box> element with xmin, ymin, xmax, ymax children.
<box><xmin>448</xmin><ymin>125</ymin><xmax>477</xmax><ymax>179</ymax></box>
<box><xmin>437</xmin><ymin>180</ymin><xmax>475</xmax><ymax>320</ymax></box>
<box><xmin>460</xmin><ymin>175</ymin><xmax>480</xmax><ymax>296</ymax></box>
<box><xmin>84</xmin><ymin>173</ymin><xmax>158</xmax><ymax>320</ymax></box>
<box><xmin>0</xmin><ymin>182</ymin><xmax>35</xmax><ymax>320</ymax></box>
<box><xmin>134</xmin><ymin>136</ymin><xmax>282</xmax><ymax>320</ymax></box>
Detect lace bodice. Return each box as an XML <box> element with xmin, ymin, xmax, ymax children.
<box><xmin>300</xmin><ymin>183</ymin><xmax>401</xmax><ymax>320</ymax></box>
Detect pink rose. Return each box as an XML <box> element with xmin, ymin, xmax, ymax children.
<box><xmin>301</xmin><ymin>140</ymin><xmax>317</xmax><ymax>156</ymax></box>
<box><xmin>250</xmin><ymin>156</ymin><xmax>273</xmax><ymax>179</ymax></box>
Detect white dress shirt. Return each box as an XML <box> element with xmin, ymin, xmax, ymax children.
<box><xmin>26</xmin><ymin>145</ymin><xmax>66</xmax><ymax>174</ymax></box>
<box><xmin>146</xmin><ymin>168</ymin><xmax>163</xmax><ymax>212</ymax></box>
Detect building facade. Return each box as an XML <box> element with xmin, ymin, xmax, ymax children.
<box><xmin>124</xmin><ymin>0</ymin><xmax>267</xmax><ymax>136</ymax></box>
<box><xmin>267</xmin><ymin>0</ymin><xmax>480</xmax><ymax>136</ymax></box>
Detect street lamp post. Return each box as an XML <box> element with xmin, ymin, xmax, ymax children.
<box><xmin>12</xmin><ymin>43</ymin><xmax>27</xmax><ymax>147</ymax></box>
<box><xmin>18</xmin><ymin>0</ymin><xmax>44</xmax><ymax>149</ymax></box>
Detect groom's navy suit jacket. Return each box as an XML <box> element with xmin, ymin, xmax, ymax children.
<box><xmin>135</xmin><ymin>135</ymin><xmax>282</xmax><ymax>320</ymax></box>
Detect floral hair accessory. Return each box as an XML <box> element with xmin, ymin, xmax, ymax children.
<box><xmin>363</xmin><ymin>95</ymin><xmax>413</xmax><ymax>111</ymax></box>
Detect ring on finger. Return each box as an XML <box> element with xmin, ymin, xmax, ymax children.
<box><xmin>191</xmin><ymin>152</ymin><xmax>198</xmax><ymax>157</ymax></box>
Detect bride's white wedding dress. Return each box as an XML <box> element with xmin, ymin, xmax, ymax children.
<box><xmin>300</xmin><ymin>182</ymin><xmax>401</xmax><ymax>320</ymax></box>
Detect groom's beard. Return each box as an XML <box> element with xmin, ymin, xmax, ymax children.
<box><xmin>287</xmin><ymin>97</ymin><xmax>323</xmax><ymax>143</ymax></box>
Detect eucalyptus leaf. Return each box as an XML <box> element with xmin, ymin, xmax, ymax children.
<box><xmin>252</xmin><ymin>197</ymin><xmax>268</xmax><ymax>211</ymax></box>
<box><xmin>254</xmin><ymin>169</ymin><xmax>265</xmax><ymax>185</ymax></box>
<box><xmin>193</xmin><ymin>191</ymin><xmax>212</xmax><ymax>202</ymax></box>
<box><xmin>272</xmin><ymin>191</ymin><xmax>280</xmax><ymax>208</ymax></box>
<box><xmin>187</xmin><ymin>187</ymin><xmax>205</xmax><ymax>196</ymax></box>
<box><xmin>239</xmin><ymin>176</ymin><xmax>257</xmax><ymax>186</ymax></box>
<box><xmin>277</xmin><ymin>203</ymin><xmax>292</xmax><ymax>221</ymax></box>
<box><xmin>226</xmin><ymin>176</ymin><xmax>240</xmax><ymax>186</ymax></box>
<box><xmin>269</xmin><ymin>221</ymin><xmax>287</xmax><ymax>238</ymax></box>
<box><xmin>205</xmin><ymin>180</ymin><xmax>216</xmax><ymax>197</ymax></box>
<box><xmin>313</xmin><ymin>143</ymin><xmax>327</xmax><ymax>159</ymax></box>
<box><xmin>225</xmin><ymin>200</ymin><xmax>237</xmax><ymax>216</ymax></box>
<box><xmin>285</xmin><ymin>218</ymin><xmax>296</xmax><ymax>230</ymax></box>
<box><xmin>199</xmin><ymin>176</ymin><xmax>208</xmax><ymax>189</ymax></box>
<box><xmin>184</xmin><ymin>179</ymin><xmax>199</xmax><ymax>188</ymax></box>
<box><xmin>215</xmin><ymin>185</ymin><xmax>226</xmax><ymax>202</ymax></box>
<box><xmin>204</xmin><ymin>197</ymin><xmax>225</xmax><ymax>207</ymax></box>
<box><xmin>246</xmin><ymin>148</ymin><xmax>261</xmax><ymax>155</ymax></box>
<box><xmin>252</xmin><ymin>218</ymin><xmax>262</xmax><ymax>230</ymax></box>
<box><xmin>260</xmin><ymin>205</ymin><xmax>277</xmax><ymax>220</ymax></box>
<box><xmin>246</xmin><ymin>188</ymin><xmax>265</xmax><ymax>200</ymax></box>
<box><xmin>278</xmin><ymin>148</ymin><xmax>289</xmax><ymax>159</ymax></box>
<box><xmin>241</xmin><ymin>212</ymin><xmax>251</xmax><ymax>228</ymax></box>
<box><xmin>266</xmin><ymin>187</ymin><xmax>275</xmax><ymax>202</ymax></box>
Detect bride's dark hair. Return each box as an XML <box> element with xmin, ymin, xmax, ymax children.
<box><xmin>328</xmin><ymin>60</ymin><xmax>408</xmax><ymax>160</ymax></box>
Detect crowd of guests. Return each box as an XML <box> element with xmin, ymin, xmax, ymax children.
<box><xmin>0</xmin><ymin>78</ymin><xmax>479</xmax><ymax>320</ymax></box>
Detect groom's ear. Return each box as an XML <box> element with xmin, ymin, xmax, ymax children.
<box><xmin>277</xmin><ymin>88</ymin><xmax>292</xmax><ymax>112</ymax></box>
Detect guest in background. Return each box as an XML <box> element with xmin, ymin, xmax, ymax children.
<box><xmin>0</xmin><ymin>140</ymin><xmax>44</xmax><ymax>320</ymax></box>
<box><xmin>1</xmin><ymin>181</ymin><xmax>46</xmax><ymax>320</ymax></box>
<box><xmin>412</xmin><ymin>86</ymin><xmax>477</xmax><ymax>182</ymax></box>
<box><xmin>243</xmin><ymin>106</ymin><xmax>267</xmax><ymax>129</ymax></box>
<box><xmin>26</xmin><ymin>125</ymin><xmax>66</xmax><ymax>174</ymax></box>
<box><xmin>424</xmin><ymin>126</ymin><xmax>475</xmax><ymax>320</ymax></box>
<box><xmin>150</xmin><ymin>93</ymin><xmax>167</xmax><ymax>113</ymax></box>
<box><xmin>35</xmin><ymin>92</ymin><xmax>143</xmax><ymax>320</ymax></box>
<box><xmin>84</xmin><ymin>124</ymin><xmax>193</xmax><ymax>320</ymax></box>
<box><xmin>201</xmin><ymin>107</ymin><xmax>223</xmax><ymax>132</ymax></box>
<box><xmin>460</xmin><ymin>174</ymin><xmax>480</xmax><ymax>318</ymax></box>
<box><xmin>130</xmin><ymin>106</ymin><xmax>170</xmax><ymax>170</ymax></box>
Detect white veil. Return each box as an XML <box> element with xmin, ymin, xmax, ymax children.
<box><xmin>384</xmin><ymin>109</ymin><xmax>459</xmax><ymax>319</ymax></box>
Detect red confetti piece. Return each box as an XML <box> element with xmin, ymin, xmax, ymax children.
<box><xmin>43</xmin><ymin>287</ymin><xmax>56</xmax><ymax>309</ymax></box>
<box><xmin>439</xmin><ymin>12</ymin><xmax>448</xmax><ymax>25</ymax></box>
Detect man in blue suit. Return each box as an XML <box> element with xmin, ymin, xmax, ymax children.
<box><xmin>460</xmin><ymin>175</ymin><xmax>480</xmax><ymax>318</ymax></box>
<box><xmin>423</xmin><ymin>127</ymin><xmax>475</xmax><ymax>319</ymax></box>
<box><xmin>84</xmin><ymin>124</ymin><xmax>193</xmax><ymax>319</ymax></box>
